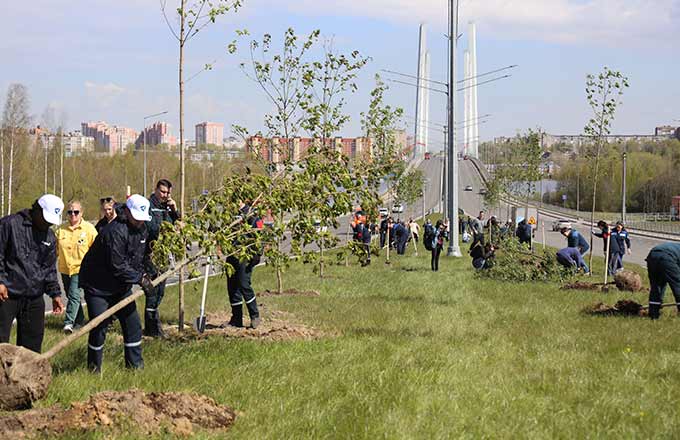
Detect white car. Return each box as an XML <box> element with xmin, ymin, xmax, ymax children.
<box><xmin>379</xmin><ymin>207</ymin><xmax>389</xmax><ymax>218</ymax></box>
<box><xmin>552</xmin><ymin>219</ymin><xmax>572</xmax><ymax>231</ymax></box>
<box><xmin>464</xmin><ymin>185</ymin><xmax>473</xmax><ymax>192</ymax></box>
<box><xmin>392</xmin><ymin>204</ymin><xmax>404</xmax><ymax>213</ymax></box>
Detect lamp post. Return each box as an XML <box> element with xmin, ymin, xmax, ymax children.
<box><xmin>143</xmin><ymin>110</ymin><xmax>168</xmax><ymax>196</ymax></box>
<box><xmin>446</xmin><ymin>0</ymin><xmax>462</xmax><ymax>257</ymax></box>
<box><xmin>622</xmin><ymin>151</ymin><xmax>627</xmax><ymax>223</ymax></box>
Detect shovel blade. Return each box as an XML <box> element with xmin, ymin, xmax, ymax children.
<box><xmin>194</xmin><ymin>316</ymin><xmax>207</xmax><ymax>334</ymax></box>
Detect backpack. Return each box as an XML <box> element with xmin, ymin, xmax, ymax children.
<box><xmin>423</xmin><ymin>224</ymin><xmax>435</xmax><ymax>251</ymax></box>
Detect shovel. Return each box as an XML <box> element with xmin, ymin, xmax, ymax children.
<box><xmin>0</xmin><ymin>254</ymin><xmax>201</xmax><ymax>411</ymax></box>
<box><xmin>193</xmin><ymin>257</ymin><xmax>211</xmax><ymax>334</ymax></box>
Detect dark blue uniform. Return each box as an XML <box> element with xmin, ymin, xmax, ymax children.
<box><xmin>556</xmin><ymin>247</ymin><xmax>589</xmax><ymax>272</ymax></box>
<box><xmin>566</xmin><ymin>229</ymin><xmax>590</xmax><ymax>256</ymax></box>
<box><xmin>646</xmin><ymin>243</ymin><xmax>680</xmax><ymax>319</ymax></box>
<box><xmin>394</xmin><ymin>222</ymin><xmax>408</xmax><ymax>255</ymax></box>
<box><xmin>79</xmin><ymin>214</ymin><xmax>147</xmax><ymax>371</ymax></box>
<box><xmin>144</xmin><ymin>193</ymin><xmax>180</xmax><ymax>336</ymax></box>
<box><xmin>0</xmin><ymin>209</ymin><xmax>61</xmax><ymax>353</ymax></box>
<box><xmin>226</xmin><ymin>208</ymin><xmax>263</xmax><ymax>328</ymax></box>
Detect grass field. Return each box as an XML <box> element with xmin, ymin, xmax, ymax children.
<box><xmin>14</xmin><ymin>241</ymin><xmax>680</xmax><ymax>438</ymax></box>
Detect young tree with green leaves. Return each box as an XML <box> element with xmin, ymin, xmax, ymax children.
<box><xmin>584</xmin><ymin>67</ymin><xmax>629</xmax><ymax>274</ymax></box>
<box><xmin>160</xmin><ymin>0</ymin><xmax>243</xmax><ymax>331</ymax></box>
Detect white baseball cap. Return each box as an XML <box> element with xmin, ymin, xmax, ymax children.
<box><xmin>126</xmin><ymin>194</ymin><xmax>152</xmax><ymax>221</ymax></box>
<box><xmin>37</xmin><ymin>194</ymin><xmax>64</xmax><ymax>225</ymax></box>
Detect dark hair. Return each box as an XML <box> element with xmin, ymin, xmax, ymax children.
<box><xmin>435</xmin><ymin>220</ymin><xmax>443</xmax><ymax>228</ymax></box>
<box><xmin>156</xmin><ymin>179</ymin><xmax>173</xmax><ymax>189</ymax></box>
<box><xmin>597</xmin><ymin>220</ymin><xmax>608</xmax><ymax>228</ymax></box>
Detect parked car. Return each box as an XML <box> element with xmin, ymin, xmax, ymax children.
<box><xmin>379</xmin><ymin>207</ymin><xmax>389</xmax><ymax>218</ymax></box>
<box><xmin>479</xmin><ymin>188</ymin><xmax>487</xmax><ymax>195</ymax></box>
<box><xmin>313</xmin><ymin>219</ymin><xmax>328</xmax><ymax>233</ymax></box>
<box><xmin>551</xmin><ymin>219</ymin><xmax>572</xmax><ymax>231</ymax></box>
<box><xmin>464</xmin><ymin>185</ymin><xmax>473</xmax><ymax>192</ymax></box>
<box><xmin>392</xmin><ymin>204</ymin><xmax>404</xmax><ymax>213</ymax></box>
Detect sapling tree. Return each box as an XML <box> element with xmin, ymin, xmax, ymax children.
<box><xmin>584</xmin><ymin>67</ymin><xmax>629</xmax><ymax>274</ymax></box>
<box><xmin>160</xmin><ymin>0</ymin><xmax>242</xmax><ymax>330</ymax></box>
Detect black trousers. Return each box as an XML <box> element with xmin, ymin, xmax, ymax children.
<box><xmin>397</xmin><ymin>237</ymin><xmax>408</xmax><ymax>255</ymax></box>
<box><xmin>227</xmin><ymin>258</ymin><xmax>259</xmax><ymax>319</ymax></box>
<box><xmin>0</xmin><ymin>295</ymin><xmax>45</xmax><ymax>353</ymax></box>
<box><xmin>431</xmin><ymin>246</ymin><xmax>442</xmax><ymax>271</ymax></box>
<box><xmin>647</xmin><ymin>250</ymin><xmax>680</xmax><ymax>319</ymax></box>
<box><xmin>85</xmin><ymin>290</ymin><xmax>143</xmax><ymax>371</ymax></box>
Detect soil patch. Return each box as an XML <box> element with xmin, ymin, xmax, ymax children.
<box><xmin>164</xmin><ymin>307</ymin><xmax>328</xmax><ymax>342</ymax></box>
<box><xmin>562</xmin><ymin>281</ymin><xmax>612</xmax><ymax>292</ymax></box>
<box><xmin>0</xmin><ymin>344</ymin><xmax>52</xmax><ymax>411</ymax></box>
<box><xmin>582</xmin><ymin>300</ymin><xmax>647</xmax><ymax>317</ymax></box>
<box><xmin>614</xmin><ymin>270</ymin><xmax>644</xmax><ymax>292</ymax></box>
<box><xmin>0</xmin><ymin>389</ymin><xmax>236</xmax><ymax>438</ymax></box>
<box><xmin>258</xmin><ymin>289</ymin><xmax>320</xmax><ymax>297</ymax></box>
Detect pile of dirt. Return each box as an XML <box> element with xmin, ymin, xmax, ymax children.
<box><xmin>258</xmin><ymin>289</ymin><xmax>320</xmax><ymax>297</ymax></box>
<box><xmin>582</xmin><ymin>299</ymin><xmax>645</xmax><ymax>317</ymax></box>
<box><xmin>614</xmin><ymin>270</ymin><xmax>644</xmax><ymax>292</ymax></box>
<box><xmin>0</xmin><ymin>389</ymin><xmax>236</xmax><ymax>438</ymax></box>
<box><xmin>0</xmin><ymin>344</ymin><xmax>52</xmax><ymax>411</ymax></box>
<box><xmin>164</xmin><ymin>308</ymin><xmax>327</xmax><ymax>342</ymax></box>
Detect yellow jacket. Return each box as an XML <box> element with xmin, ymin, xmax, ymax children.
<box><xmin>56</xmin><ymin>220</ymin><xmax>98</xmax><ymax>275</ymax></box>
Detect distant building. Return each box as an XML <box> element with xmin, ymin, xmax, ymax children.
<box><xmin>41</xmin><ymin>131</ymin><xmax>95</xmax><ymax>157</ymax></box>
<box><xmin>136</xmin><ymin>121</ymin><xmax>177</xmax><ymax>148</ymax></box>
<box><xmin>81</xmin><ymin>121</ymin><xmax>138</xmax><ymax>155</ymax></box>
<box><xmin>246</xmin><ymin>136</ymin><xmax>372</xmax><ymax>164</ymax></box>
<box><xmin>195</xmin><ymin>122</ymin><xmax>224</xmax><ymax>146</ymax></box>
<box><xmin>542</xmin><ymin>132</ymin><xmax>676</xmax><ymax>150</ymax></box>
<box><xmin>655</xmin><ymin>125</ymin><xmax>678</xmax><ymax>137</ymax></box>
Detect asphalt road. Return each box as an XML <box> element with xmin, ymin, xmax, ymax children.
<box><xmin>456</xmin><ymin>158</ymin><xmax>665</xmax><ymax>268</ymax></box>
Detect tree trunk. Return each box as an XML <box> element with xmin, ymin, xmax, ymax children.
<box><xmin>7</xmin><ymin>129</ymin><xmax>14</xmax><ymax>215</ymax></box>
<box><xmin>587</xmin><ymin>141</ymin><xmax>602</xmax><ymax>273</ymax></box>
<box><xmin>44</xmin><ymin>136</ymin><xmax>48</xmax><ymax>193</ymax></box>
<box><xmin>385</xmin><ymin>226</ymin><xmax>391</xmax><ymax>264</ymax></box>
<box><xmin>177</xmin><ymin>1</ymin><xmax>186</xmax><ymax>332</ymax></box>
<box><xmin>276</xmin><ymin>267</ymin><xmax>283</xmax><ymax>294</ymax></box>
<box><xmin>319</xmin><ymin>238</ymin><xmax>324</xmax><ymax>278</ymax></box>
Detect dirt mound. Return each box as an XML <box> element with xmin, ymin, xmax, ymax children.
<box><xmin>0</xmin><ymin>389</ymin><xmax>236</xmax><ymax>438</ymax></box>
<box><xmin>0</xmin><ymin>344</ymin><xmax>52</xmax><ymax>411</ymax></box>
<box><xmin>258</xmin><ymin>289</ymin><xmax>320</xmax><ymax>297</ymax></box>
<box><xmin>164</xmin><ymin>309</ymin><xmax>327</xmax><ymax>342</ymax></box>
<box><xmin>614</xmin><ymin>270</ymin><xmax>644</xmax><ymax>292</ymax></box>
<box><xmin>583</xmin><ymin>299</ymin><xmax>645</xmax><ymax>317</ymax></box>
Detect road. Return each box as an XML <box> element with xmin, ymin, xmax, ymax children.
<box><xmin>456</xmin><ymin>158</ymin><xmax>665</xmax><ymax>268</ymax></box>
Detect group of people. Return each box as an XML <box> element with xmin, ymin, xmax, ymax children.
<box><xmin>0</xmin><ymin>179</ymin><xmax>263</xmax><ymax>372</ymax></box>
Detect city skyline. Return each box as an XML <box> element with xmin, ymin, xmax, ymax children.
<box><xmin>1</xmin><ymin>1</ymin><xmax>679</xmax><ymax>151</ymax></box>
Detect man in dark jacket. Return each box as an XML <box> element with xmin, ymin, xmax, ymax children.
<box><xmin>561</xmin><ymin>226</ymin><xmax>590</xmax><ymax>255</ymax></box>
<box><xmin>79</xmin><ymin>194</ymin><xmax>152</xmax><ymax>372</ymax></box>
<box><xmin>394</xmin><ymin>221</ymin><xmax>409</xmax><ymax>255</ymax></box>
<box><xmin>143</xmin><ymin>179</ymin><xmax>180</xmax><ymax>337</ymax></box>
<box><xmin>556</xmin><ymin>247</ymin><xmax>589</xmax><ymax>273</ymax></box>
<box><xmin>611</xmin><ymin>221</ymin><xmax>631</xmax><ymax>268</ymax></box>
<box><xmin>0</xmin><ymin>194</ymin><xmax>65</xmax><ymax>353</ymax></box>
<box><xmin>646</xmin><ymin>242</ymin><xmax>680</xmax><ymax>319</ymax></box>
<box><xmin>226</xmin><ymin>204</ymin><xmax>264</xmax><ymax>329</ymax></box>
<box><xmin>515</xmin><ymin>218</ymin><xmax>532</xmax><ymax>247</ymax></box>
<box><xmin>593</xmin><ymin>221</ymin><xmax>622</xmax><ymax>275</ymax></box>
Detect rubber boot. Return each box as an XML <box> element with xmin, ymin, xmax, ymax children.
<box><xmin>152</xmin><ymin>310</ymin><xmax>166</xmax><ymax>339</ymax></box>
<box><xmin>246</xmin><ymin>299</ymin><xmax>260</xmax><ymax>329</ymax></box>
<box><xmin>143</xmin><ymin>311</ymin><xmax>158</xmax><ymax>337</ymax></box>
<box><xmin>649</xmin><ymin>304</ymin><xmax>661</xmax><ymax>320</ymax></box>
<box><xmin>87</xmin><ymin>348</ymin><xmax>103</xmax><ymax>373</ymax></box>
<box><xmin>228</xmin><ymin>304</ymin><xmax>244</xmax><ymax>328</ymax></box>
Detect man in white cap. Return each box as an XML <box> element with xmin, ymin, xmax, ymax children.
<box><xmin>79</xmin><ymin>194</ymin><xmax>154</xmax><ymax>372</ymax></box>
<box><xmin>0</xmin><ymin>194</ymin><xmax>65</xmax><ymax>353</ymax></box>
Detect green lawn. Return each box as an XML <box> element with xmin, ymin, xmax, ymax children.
<box><xmin>20</xmin><ymin>242</ymin><xmax>680</xmax><ymax>438</ymax></box>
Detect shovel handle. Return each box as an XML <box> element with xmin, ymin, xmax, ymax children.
<box><xmin>41</xmin><ymin>253</ymin><xmax>202</xmax><ymax>360</ymax></box>
<box><xmin>640</xmin><ymin>302</ymin><xmax>679</xmax><ymax>310</ymax></box>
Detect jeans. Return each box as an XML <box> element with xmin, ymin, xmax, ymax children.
<box><xmin>62</xmin><ymin>273</ymin><xmax>85</xmax><ymax>327</ymax></box>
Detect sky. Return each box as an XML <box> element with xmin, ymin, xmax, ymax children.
<box><xmin>1</xmin><ymin>0</ymin><xmax>679</xmax><ymax>149</ymax></box>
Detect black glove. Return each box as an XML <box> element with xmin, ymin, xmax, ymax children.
<box><xmin>140</xmin><ymin>274</ymin><xmax>155</xmax><ymax>295</ymax></box>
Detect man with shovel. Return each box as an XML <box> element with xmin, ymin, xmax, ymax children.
<box><xmin>79</xmin><ymin>194</ymin><xmax>154</xmax><ymax>372</ymax></box>
<box><xmin>0</xmin><ymin>194</ymin><xmax>65</xmax><ymax>353</ymax></box>
<box><xmin>646</xmin><ymin>242</ymin><xmax>680</xmax><ymax>320</ymax></box>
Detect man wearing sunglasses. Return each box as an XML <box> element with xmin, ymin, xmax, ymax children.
<box><xmin>56</xmin><ymin>200</ymin><xmax>98</xmax><ymax>333</ymax></box>
<box><xmin>144</xmin><ymin>179</ymin><xmax>180</xmax><ymax>337</ymax></box>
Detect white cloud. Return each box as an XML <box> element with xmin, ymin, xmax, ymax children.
<box><xmin>84</xmin><ymin>82</ymin><xmax>127</xmax><ymax>108</ymax></box>
<box><xmin>264</xmin><ymin>0</ymin><xmax>680</xmax><ymax>46</ymax></box>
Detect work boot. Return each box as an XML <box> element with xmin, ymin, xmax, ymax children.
<box><xmin>144</xmin><ymin>311</ymin><xmax>166</xmax><ymax>338</ymax></box>
<box><xmin>649</xmin><ymin>304</ymin><xmax>661</xmax><ymax>320</ymax></box>
<box><xmin>227</xmin><ymin>304</ymin><xmax>244</xmax><ymax>328</ymax></box>
<box><xmin>87</xmin><ymin>349</ymin><xmax>103</xmax><ymax>374</ymax></box>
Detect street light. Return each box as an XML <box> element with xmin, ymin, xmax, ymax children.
<box><xmin>143</xmin><ymin>110</ymin><xmax>168</xmax><ymax>196</ymax></box>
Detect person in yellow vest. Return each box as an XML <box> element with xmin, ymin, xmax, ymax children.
<box><xmin>56</xmin><ymin>200</ymin><xmax>98</xmax><ymax>333</ymax></box>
